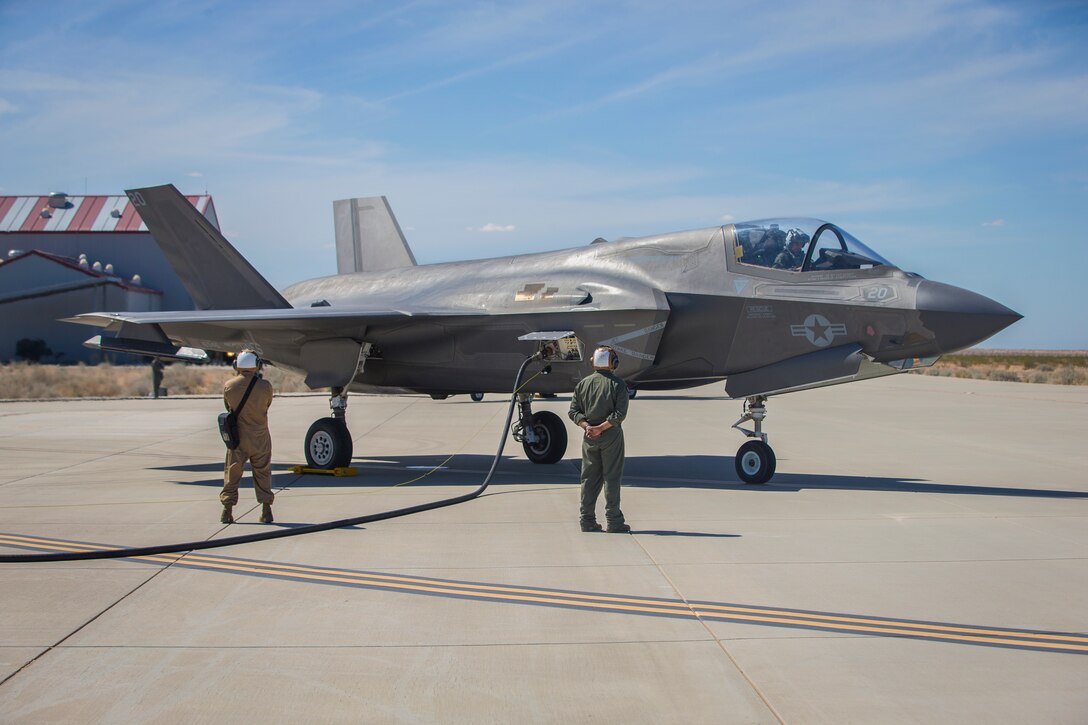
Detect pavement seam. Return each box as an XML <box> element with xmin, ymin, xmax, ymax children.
<box><xmin>0</xmin><ymin>518</ymin><xmax>244</xmax><ymax>691</ymax></box>
<box><xmin>629</xmin><ymin>534</ymin><xmax>787</xmax><ymax>725</ymax></box>
<box><xmin>0</xmin><ymin>564</ymin><xmax>175</xmax><ymax>690</ymax></box>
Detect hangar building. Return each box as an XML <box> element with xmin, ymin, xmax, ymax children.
<box><xmin>0</xmin><ymin>192</ymin><xmax>216</xmax><ymax>363</ymax></box>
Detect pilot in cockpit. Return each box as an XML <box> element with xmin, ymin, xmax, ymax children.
<box><xmin>755</xmin><ymin>225</ymin><xmax>785</xmax><ymax>266</ymax></box>
<box><xmin>773</xmin><ymin>229</ymin><xmax>809</xmax><ymax>270</ymax></box>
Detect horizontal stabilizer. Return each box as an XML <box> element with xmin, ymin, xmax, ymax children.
<box><xmin>84</xmin><ymin>334</ymin><xmax>208</xmax><ymax>362</ymax></box>
<box><xmin>126</xmin><ymin>185</ymin><xmax>291</xmax><ymax>310</ymax></box>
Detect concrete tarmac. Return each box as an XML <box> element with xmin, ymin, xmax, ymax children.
<box><xmin>0</xmin><ymin>374</ymin><xmax>1085</xmax><ymax>723</ymax></box>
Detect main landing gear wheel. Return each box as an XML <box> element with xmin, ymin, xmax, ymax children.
<box><xmin>305</xmin><ymin>417</ymin><xmax>353</xmax><ymax>469</ymax></box>
<box><xmin>522</xmin><ymin>410</ymin><xmax>568</xmax><ymax>464</ymax></box>
<box><xmin>470</xmin><ymin>392</ymin><xmax>485</xmax><ymax>402</ymax></box>
<box><xmin>735</xmin><ymin>440</ymin><xmax>776</xmax><ymax>484</ymax></box>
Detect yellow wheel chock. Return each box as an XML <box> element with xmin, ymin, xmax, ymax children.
<box><xmin>289</xmin><ymin>466</ymin><xmax>358</xmax><ymax>477</ymax></box>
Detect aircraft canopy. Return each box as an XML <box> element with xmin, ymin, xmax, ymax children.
<box><xmin>732</xmin><ymin>218</ymin><xmax>893</xmax><ymax>272</ymax></box>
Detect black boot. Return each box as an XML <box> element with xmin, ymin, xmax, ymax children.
<box><xmin>220</xmin><ymin>506</ymin><xmax>233</xmax><ymax>524</ymax></box>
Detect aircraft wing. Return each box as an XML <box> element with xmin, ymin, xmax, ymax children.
<box><xmin>68</xmin><ymin>302</ymin><xmax>670</xmax><ymax>391</ymax></box>
<box><xmin>64</xmin><ymin>305</ymin><xmax>461</xmax><ymax>332</ymax></box>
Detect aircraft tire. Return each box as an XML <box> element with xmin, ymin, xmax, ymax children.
<box><xmin>627</xmin><ymin>386</ymin><xmax>638</xmax><ymax>399</ymax></box>
<box><xmin>470</xmin><ymin>392</ymin><xmax>485</xmax><ymax>402</ymax></box>
<box><xmin>735</xmin><ymin>440</ymin><xmax>775</xmax><ymax>484</ymax></box>
<box><xmin>522</xmin><ymin>411</ymin><xmax>567</xmax><ymax>464</ymax></box>
<box><xmin>305</xmin><ymin>417</ymin><xmax>353</xmax><ymax>469</ymax></box>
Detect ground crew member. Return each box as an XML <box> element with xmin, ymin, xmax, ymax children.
<box><xmin>221</xmin><ymin>350</ymin><xmax>275</xmax><ymax>524</ymax></box>
<box><xmin>568</xmin><ymin>346</ymin><xmax>631</xmax><ymax>533</ymax></box>
<box><xmin>150</xmin><ymin>359</ymin><xmax>165</xmax><ymax>398</ymax></box>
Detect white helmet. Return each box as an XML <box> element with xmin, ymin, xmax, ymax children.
<box><xmin>592</xmin><ymin>346</ymin><xmax>618</xmax><ymax>371</ymax></box>
<box><xmin>235</xmin><ymin>351</ymin><xmax>259</xmax><ymax>370</ymax></box>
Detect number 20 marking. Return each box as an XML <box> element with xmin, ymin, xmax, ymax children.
<box><xmin>864</xmin><ymin>286</ymin><xmax>893</xmax><ymax>302</ymax></box>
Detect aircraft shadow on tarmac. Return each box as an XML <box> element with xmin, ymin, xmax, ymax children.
<box><xmin>151</xmin><ymin>455</ymin><xmax>1086</xmax><ymax>499</ymax></box>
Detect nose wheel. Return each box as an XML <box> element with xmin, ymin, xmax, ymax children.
<box><xmin>512</xmin><ymin>394</ymin><xmax>568</xmax><ymax>464</ymax></box>
<box><xmin>735</xmin><ymin>439</ymin><xmax>776</xmax><ymax>484</ymax></box>
<box><xmin>732</xmin><ymin>395</ymin><xmax>776</xmax><ymax>484</ymax></box>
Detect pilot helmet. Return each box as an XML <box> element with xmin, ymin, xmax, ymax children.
<box><xmin>592</xmin><ymin>346</ymin><xmax>619</xmax><ymax>371</ymax></box>
<box><xmin>786</xmin><ymin>229</ymin><xmax>808</xmax><ymax>247</ymax></box>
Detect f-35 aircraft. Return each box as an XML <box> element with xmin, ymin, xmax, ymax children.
<box><xmin>68</xmin><ymin>185</ymin><xmax>1020</xmax><ymax>483</ymax></box>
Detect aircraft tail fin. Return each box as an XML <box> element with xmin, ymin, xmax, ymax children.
<box><xmin>126</xmin><ymin>185</ymin><xmax>291</xmax><ymax>311</ymax></box>
<box><xmin>334</xmin><ymin>196</ymin><xmax>418</xmax><ymax>274</ymax></box>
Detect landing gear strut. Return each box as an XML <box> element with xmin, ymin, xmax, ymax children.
<box><xmin>512</xmin><ymin>393</ymin><xmax>568</xmax><ymax>464</ymax></box>
<box><xmin>304</xmin><ymin>386</ymin><xmax>354</xmax><ymax>469</ymax></box>
<box><xmin>732</xmin><ymin>395</ymin><xmax>776</xmax><ymax>484</ymax></box>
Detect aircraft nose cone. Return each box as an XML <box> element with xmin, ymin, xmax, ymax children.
<box><xmin>916</xmin><ymin>281</ymin><xmax>1022</xmax><ymax>353</ymax></box>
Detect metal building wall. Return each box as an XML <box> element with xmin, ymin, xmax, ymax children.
<box><xmin>2</xmin><ymin>282</ymin><xmax>160</xmax><ymax>364</ymax></box>
<box><xmin>2</xmin><ymin>232</ymin><xmax>192</xmax><ymax>311</ymax></box>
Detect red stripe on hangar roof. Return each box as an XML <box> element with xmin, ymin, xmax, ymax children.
<box><xmin>22</xmin><ymin>197</ymin><xmax>52</xmax><ymax>232</ymax></box>
<box><xmin>116</xmin><ymin>199</ymin><xmax>144</xmax><ymax>231</ymax></box>
<box><xmin>0</xmin><ymin>194</ymin><xmax>215</xmax><ymax>233</ymax></box>
<box><xmin>68</xmin><ymin>196</ymin><xmax>107</xmax><ymax>231</ymax></box>
<box><xmin>0</xmin><ymin>197</ymin><xmax>16</xmax><ymax>223</ymax></box>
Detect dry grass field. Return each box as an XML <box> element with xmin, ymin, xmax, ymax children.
<box><xmin>0</xmin><ymin>363</ymin><xmax>311</xmax><ymax>400</ymax></box>
<box><xmin>0</xmin><ymin>350</ymin><xmax>1085</xmax><ymax>399</ymax></box>
<box><xmin>914</xmin><ymin>349</ymin><xmax>1088</xmax><ymax>385</ymax></box>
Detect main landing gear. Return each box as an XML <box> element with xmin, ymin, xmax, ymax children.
<box><xmin>732</xmin><ymin>395</ymin><xmax>776</xmax><ymax>484</ymax></box>
<box><xmin>512</xmin><ymin>393</ymin><xmax>568</xmax><ymax>464</ymax></box>
<box><xmin>304</xmin><ymin>386</ymin><xmax>354</xmax><ymax>469</ymax></box>
<box><xmin>302</xmin><ymin>388</ymin><xmax>573</xmax><ymax>470</ymax></box>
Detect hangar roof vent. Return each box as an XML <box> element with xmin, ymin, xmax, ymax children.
<box><xmin>47</xmin><ymin>192</ymin><xmax>70</xmax><ymax>209</ymax></box>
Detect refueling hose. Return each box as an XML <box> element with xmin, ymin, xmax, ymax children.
<box><xmin>0</xmin><ymin>353</ymin><xmax>542</xmax><ymax>563</ymax></box>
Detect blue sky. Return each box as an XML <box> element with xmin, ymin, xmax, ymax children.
<box><xmin>1</xmin><ymin>0</ymin><xmax>1085</xmax><ymax>348</ymax></box>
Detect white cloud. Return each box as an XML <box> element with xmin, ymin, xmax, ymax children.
<box><xmin>982</xmin><ymin>219</ymin><xmax>1007</xmax><ymax>227</ymax></box>
<box><xmin>0</xmin><ymin>98</ymin><xmax>16</xmax><ymax>115</ymax></box>
<box><xmin>187</xmin><ymin>171</ymin><xmax>204</xmax><ymax>178</ymax></box>
<box><xmin>466</xmin><ymin>223</ymin><xmax>516</xmax><ymax>233</ymax></box>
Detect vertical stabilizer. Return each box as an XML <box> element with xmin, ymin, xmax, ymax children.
<box><xmin>334</xmin><ymin>196</ymin><xmax>418</xmax><ymax>274</ymax></box>
<box><xmin>127</xmin><ymin>185</ymin><xmax>291</xmax><ymax>310</ymax></box>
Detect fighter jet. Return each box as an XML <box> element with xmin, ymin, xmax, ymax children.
<box><xmin>67</xmin><ymin>185</ymin><xmax>1020</xmax><ymax>483</ymax></box>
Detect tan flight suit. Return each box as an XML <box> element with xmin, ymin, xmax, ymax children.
<box><xmin>568</xmin><ymin>370</ymin><xmax>630</xmax><ymax>528</ymax></box>
<box><xmin>221</xmin><ymin>371</ymin><xmax>274</xmax><ymax>507</ymax></box>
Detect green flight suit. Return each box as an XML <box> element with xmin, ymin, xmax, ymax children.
<box><xmin>568</xmin><ymin>370</ymin><xmax>630</xmax><ymax>527</ymax></box>
<box><xmin>773</xmin><ymin>246</ymin><xmax>805</xmax><ymax>270</ymax></box>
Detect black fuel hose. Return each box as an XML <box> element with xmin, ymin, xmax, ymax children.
<box><xmin>0</xmin><ymin>354</ymin><xmax>542</xmax><ymax>563</ymax></box>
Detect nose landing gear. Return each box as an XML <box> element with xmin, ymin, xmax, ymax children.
<box><xmin>512</xmin><ymin>393</ymin><xmax>568</xmax><ymax>464</ymax></box>
<box><xmin>732</xmin><ymin>395</ymin><xmax>776</xmax><ymax>484</ymax></box>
